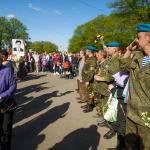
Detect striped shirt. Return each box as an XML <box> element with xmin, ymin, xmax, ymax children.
<box><xmin>142</xmin><ymin>56</ymin><xmax>150</xmax><ymax>67</ymax></box>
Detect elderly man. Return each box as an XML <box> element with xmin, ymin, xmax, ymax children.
<box><xmin>81</xmin><ymin>46</ymin><xmax>97</xmax><ymax>113</ymax></box>
<box><xmin>94</xmin><ymin>42</ymin><xmax>120</xmax><ymax>139</ymax></box>
<box><xmin>119</xmin><ymin>23</ymin><xmax>150</xmax><ymax>150</ymax></box>
<box><xmin>93</xmin><ymin>50</ymin><xmax>110</xmax><ymax>122</ymax></box>
<box><xmin>0</xmin><ymin>53</ymin><xmax>17</xmax><ymax>150</ymax></box>
<box><xmin>13</xmin><ymin>40</ymin><xmax>23</xmax><ymax>52</ymax></box>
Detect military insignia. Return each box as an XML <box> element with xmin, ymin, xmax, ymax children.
<box><xmin>90</xmin><ymin>66</ymin><xmax>94</xmax><ymax>70</ymax></box>
<box><xmin>106</xmin><ymin>65</ymin><xmax>109</xmax><ymax>68</ymax></box>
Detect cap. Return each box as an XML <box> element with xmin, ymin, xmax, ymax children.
<box><xmin>87</xmin><ymin>46</ymin><xmax>96</xmax><ymax>51</ymax></box>
<box><xmin>136</xmin><ymin>23</ymin><xmax>150</xmax><ymax>32</ymax></box>
<box><xmin>105</xmin><ymin>42</ymin><xmax>120</xmax><ymax>47</ymax></box>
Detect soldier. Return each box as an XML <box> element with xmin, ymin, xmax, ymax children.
<box><xmin>92</xmin><ymin>50</ymin><xmax>110</xmax><ymax>123</ymax></box>
<box><xmin>81</xmin><ymin>46</ymin><xmax>97</xmax><ymax>113</ymax></box>
<box><xmin>94</xmin><ymin>42</ymin><xmax>120</xmax><ymax>139</ymax></box>
<box><xmin>119</xmin><ymin>23</ymin><xmax>150</xmax><ymax>150</ymax></box>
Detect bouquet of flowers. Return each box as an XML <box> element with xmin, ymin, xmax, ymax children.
<box><xmin>94</xmin><ymin>35</ymin><xmax>107</xmax><ymax>51</ymax></box>
<box><xmin>141</xmin><ymin>112</ymin><xmax>150</xmax><ymax>128</ymax></box>
<box><xmin>13</xmin><ymin>55</ymin><xmax>21</xmax><ymax>62</ymax></box>
<box><xmin>89</xmin><ymin>92</ymin><xmax>94</xmax><ymax>99</ymax></box>
<box><xmin>13</xmin><ymin>55</ymin><xmax>26</xmax><ymax>63</ymax></box>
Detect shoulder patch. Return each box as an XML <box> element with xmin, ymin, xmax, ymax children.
<box><xmin>106</xmin><ymin>65</ymin><xmax>109</xmax><ymax>68</ymax></box>
<box><xmin>90</xmin><ymin>66</ymin><xmax>94</xmax><ymax>71</ymax></box>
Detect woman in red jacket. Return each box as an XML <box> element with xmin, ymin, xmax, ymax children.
<box><xmin>53</xmin><ymin>53</ymin><xmax>59</xmax><ymax>75</ymax></box>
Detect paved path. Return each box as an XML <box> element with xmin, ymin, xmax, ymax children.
<box><xmin>12</xmin><ymin>72</ymin><xmax>116</xmax><ymax>150</ymax></box>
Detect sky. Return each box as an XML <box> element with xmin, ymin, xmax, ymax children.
<box><xmin>0</xmin><ymin>0</ymin><xmax>114</xmax><ymax>51</ymax></box>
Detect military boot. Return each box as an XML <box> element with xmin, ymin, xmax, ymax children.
<box><xmin>83</xmin><ymin>104</ymin><xmax>93</xmax><ymax>113</ymax></box>
<box><xmin>81</xmin><ymin>104</ymin><xmax>88</xmax><ymax>109</ymax></box>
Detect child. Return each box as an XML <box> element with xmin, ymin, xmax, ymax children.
<box><xmin>42</xmin><ymin>55</ymin><xmax>47</xmax><ymax>73</ymax></box>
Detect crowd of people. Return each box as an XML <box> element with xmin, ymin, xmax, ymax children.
<box><xmin>76</xmin><ymin>23</ymin><xmax>150</xmax><ymax>150</ymax></box>
<box><xmin>0</xmin><ymin>50</ymin><xmax>80</xmax><ymax>82</ymax></box>
<box><xmin>23</xmin><ymin>51</ymin><xmax>80</xmax><ymax>80</ymax></box>
<box><xmin>0</xmin><ymin>23</ymin><xmax>150</xmax><ymax>150</ymax></box>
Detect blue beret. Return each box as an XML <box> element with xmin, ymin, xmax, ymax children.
<box><xmin>105</xmin><ymin>42</ymin><xmax>120</xmax><ymax>47</ymax></box>
<box><xmin>136</xmin><ymin>23</ymin><xmax>150</xmax><ymax>32</ymax></box>
<box><xmin>86</xmin><ymin>46</ymin><xmax>96</xmax><ymax>51</ymax></box>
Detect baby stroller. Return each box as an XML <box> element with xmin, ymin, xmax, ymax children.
<box><xmin>59</xmin><ymin>61</ymin><xmax>71</xmax><ymax>79</ymax></box>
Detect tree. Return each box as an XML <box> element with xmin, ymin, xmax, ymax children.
<box><xmin>5</xmin><ymin>18</ymin><xmax>29</xmax><ymax>48</ymax></box>
<box><xmin>0</xmin><ymin>17</ymin><xmax>30</xmax><ymax>49</ymax></box>
<box><xmin>0</xmin><ymin>17</ymin><xmax>8</xmax><ymax>48</ymax></box>
<box><xmin>29</xmin><ymin>41</ymin><xmax>58</xmax><ymax>53</ymax></box>
<box><xmin>107</xmin><ymin>0</ymin><xmax>150</xmax><ymax>23</ymax></box>
<box><xmin>68</xmin><ymin>24</ymin><xmax>85</xmax><ymax>53</ymax></box>
<box><xmin>68</xmin><ymin>15</ymin><xmax>118</xmax><ymax>52</ymax></box>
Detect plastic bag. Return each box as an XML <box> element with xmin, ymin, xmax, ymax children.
<box><xmin>103</xmin><ymin>90</ymin><xmax>118</xmax><ymax>122</ymax></box>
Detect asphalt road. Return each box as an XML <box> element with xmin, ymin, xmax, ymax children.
<box><xmin>11</xmin><ymin>72</ymin><xmax>116</xmax><ymax>150</ymax></box>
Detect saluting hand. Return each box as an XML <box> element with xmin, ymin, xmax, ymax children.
<box><xmin>127</xmin><ymin>39</ymin><xmax>139</xmax><ymax>51</ymax></box>
<box><xmin>123</xmin><ymin>39</ymin><xmax>139</xmax><ymax>58</ymax></box>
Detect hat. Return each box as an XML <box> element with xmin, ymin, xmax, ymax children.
<box><xmin>136</xmin><ymin>23</ymin><xmax>150</xmax><ymax>32</ymax></box>
<box><xmin>105</xmin><ymin>42</ymin><xmax>120</xmax><ymax>47</ymax></box>
<box><xmin>87</xmin><ymin>46</ymin><xmax>96</xmax><ymax>51</ymax></box>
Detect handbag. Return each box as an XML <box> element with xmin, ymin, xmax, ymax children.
<box><xmin>103</xmin><ymin>90</ymin><xmax>118</xmax><ymax>122</ymax></box>
<box><xmin>0</xmin><ymin>98</ymin><xmax>14</xmax><ymax>113</ymax></box>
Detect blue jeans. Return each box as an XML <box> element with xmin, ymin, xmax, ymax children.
<box><xmin>42</xmin><ymin>65</ymin><xmax>46</xmax><ymax>72</ymax></box>
<box><xmin>72</xmin><ymin>65</ymin><xmax>77</xmax><ymax>76</ymax></box>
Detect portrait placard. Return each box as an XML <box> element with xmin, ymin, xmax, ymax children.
<box><xmin>12</xmin><ymin>39</ymin><xmax>25</xmax><ymax>56</ymax></box>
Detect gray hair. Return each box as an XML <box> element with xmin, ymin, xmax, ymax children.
<box><xmin>100</xmin><ymin>50</ymin><xmax>107</xmax><ymax>58</ymax></box>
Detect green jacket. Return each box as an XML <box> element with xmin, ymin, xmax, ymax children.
<box><xmin>119</xmin><ymin>51</ymin><xmax>150</xmax><ymax>126</ymax></box>
<box><xmin>82</xmin><ymin>56</ymin><xmax>97</xmax><ymax>83</ymax></box>
<box><xmin>103</xmin><ymin>54</ymin><xmax>120</xmax><ymax>83</ymax></box>
<box><xmin>95</xmin><ymin>60</ymin><xmax>110</xmax><ymax>96</ymax></box>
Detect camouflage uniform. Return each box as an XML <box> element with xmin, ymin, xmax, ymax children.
<box><xmin>103</xmin><ymin>54</ymin><xmax>120</xmax><ymax>83</ymax></box>
<box><xmin>94</xmin><ymin>54</ymin><xmax>120</xmax><ymax>117</ymax></box>
<box><xmin>93</xmin><ymin>60</ymin><xmax>110</xmax><ymax>117</ymax></box>
<box><xmin>82</xmin><ymin>56</ymin><xmax>97</xmax><ymax>104</ymax></box>
<box><xmin>119</xmin><ymin>51</ymin><xmax>150</xmax><ymax>150</ymax></box>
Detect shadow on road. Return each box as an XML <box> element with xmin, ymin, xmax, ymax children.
<box><xmin>12</xmin><ymin>102</ymin><xmax>70</xmax><ymax>150</ymax></box>
<box><xmin>48</xmin><ymin>125</ymin><xmax>100</xmax><ymax>150</ymax></box>
<box><xmin>14</xmin><ymin>90</ymin><xmax>59</xmax><ymax>124</ymax></box>
<box><xmin>59</xmin><ymin>91</ymin><xmax>74</xmax><ymax>97</ymax></box>
<box><xmin>15</xmin><ymin>82</ymin><xmax>49</xmax><ymax>100</ymax></box>
<box><xmin>24</xmin><ymin>74</ymin><xmax>47</xmax><ymax>82</ymax></box>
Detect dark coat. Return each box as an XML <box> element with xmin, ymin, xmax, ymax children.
<box><xmin>111</xmin><ymin>77</ymin><xmax>129</xmax><ymax>134</ymax></box>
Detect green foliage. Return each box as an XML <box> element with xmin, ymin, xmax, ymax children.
<box><xmin>68</xmin><ymin>0</ymin><xmax>150</xmax><ymax>53</ymax></box>
<box><xmin>29</xmin><ymin>41</ymin><xmax>58</xmax><ymax>53</ymax></box>
<box><xmin>0</xmin><ymin>17</ymin><xmax>8</xmax><ymax>48</ymax></box>
<box><xmin>0</xmin><ymin>17</ymin><xmax>30</xmax><ymax>49</ymax></box>
<box><xmin>108</xmin><ymin>0</ymin><xmax>150</xmax><ymax>22</ymax></box>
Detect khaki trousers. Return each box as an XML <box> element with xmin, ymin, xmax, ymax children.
<box><xmin>125</xmin><ymin>117</ymin><xmax>150</xmax><ymax>150</ymax></box>
<box><xmin>78</xmin><ymin>81</ymin><xmax>85</xmax><ymax>102</ymax></box>
<box><xmin>35</xmin><ymin>62</ymin><xmax>39</xmax><ymax>72</ymax></box>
